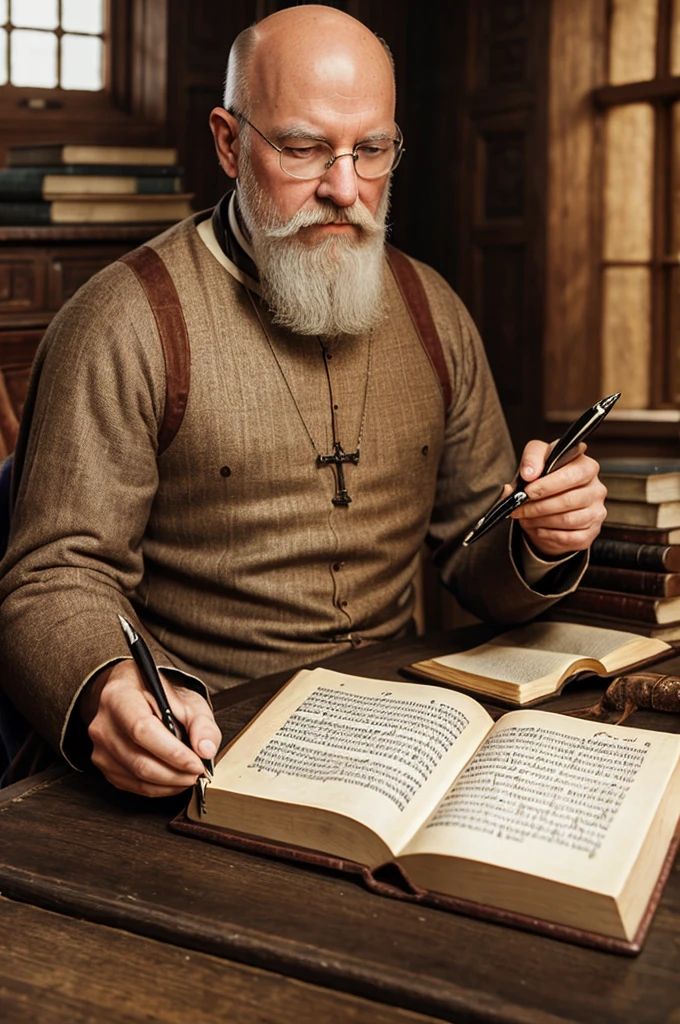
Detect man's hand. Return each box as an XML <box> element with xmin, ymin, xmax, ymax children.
<box><xmin>505</xmin><ymin>440</ymin><xmax>607</xmax><ymax>558</ymax></box>
<box><xmin>79</xmin><ymin>660</ymin><xmax>221</xmax><ymax>797</ymax></box>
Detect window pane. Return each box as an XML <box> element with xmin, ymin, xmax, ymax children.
<box><xmin>603</xmin><ymin>104</ymin><xmax>654</xmax><ymax>262</ymax></box>
<box><xmin>10</xmin><ymin>27</ymin><xmax>56</xmax><ymax>86</ymax></box>
<box><xmin>10</xmin><ymin>0</ymin><xmax>58</xmax><ymax>30</ymax></box>
<box><xmin>0</xmin><ymin>28</ymin><xmax>6</xmax><ymax>85</ymax></box>
<box><xmin>0</xmin><ymin>1</ymin><xmax>7</xmax><ymax>24</ymax></box>
<box><xmin>61</xmin><ymin>32</ymin><xmax>102</xmax><ymax>90</ymax></box>
<box><xmin>672</xmin><ymin>0</ymin><xmax>680</xmax><ymax>75</ymax></box>
<box><xmin>609</xmin><ymin>0</ymin><xmax>658</xmax><ymax>84</ymax></box>
<box><xmin>601</xmin><ymin>268</ymin><xmax>651</xmax><ymax>408</ymax></box>
<box><xmin>62</xmin><ymin>0</ymin><xmax>104</xmax><ymax>36</ymax></box>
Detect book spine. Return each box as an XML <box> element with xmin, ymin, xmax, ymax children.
<box><xmin>600</xmin><ymin>524</ymin><xmax>679</xmax><ymax>545</ymax></box>
<box><xmin>560</xmin><ymin>589</ymin><xmax>661</xmax><ymax>622</ymax></box>
<box><xmin>0</xmin><ymin>169</ymin><xmax>51</xmax><ymax>199</ymax></box>
<box><xmin>590</xmin><ymin>537</ymin><xmax>680</xmax><ymax>572</ymax></box>
<box><xmin>0</xmin><ymin>201</ymin><xmax>51</xmax><ymax>225</ymax></box>
<box><xmin>6</xmin><ymin>147</ymin><xmax>61</xmax><ymax>167</ymax></box>
<box><xmin>135</xmin><ymin>177</ymin><xmax>182</xmax><ymax>194</ymax></box>
<box><xmin>582</xmin><ymin>565</ymin><xmax>679</xmax><ymax>597</ymax></box>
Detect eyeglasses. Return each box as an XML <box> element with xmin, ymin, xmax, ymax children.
<box><xmin>234</xmin><ymin>114</ymin><xmax>405</xmax><ymax>181</ymax></box>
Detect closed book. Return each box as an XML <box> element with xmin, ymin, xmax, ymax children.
<box><xmin>0</xmin><ymin>165</ymin><xmax>183</xmax><ymax>199</ymax></box>
<box><xmin>599</xmin><ymin>458</ymin><xmax>680</xmax><ymax>503</ymax></box>
<box><xmin>0</xmin><ymin>194</ymin><xmax>193</xmax><ymax>225</ymax></box>
<box><xmin>546</xmin><ymin>609</ymin><xmax>680</xmax><ymax>641</ymax></box>
<box><xmin>590</xmin><ymin>537</ymin><xmax>680</xmax><ymax>572</ymax></box>
<box><xmin>600</xmin><ymin>523</ymin><xmax>680</xmax><ymax>545</ymax></box>
<box><xmin>605</xmin><ymin>499</ymin><xmax>680</xmax><ymax>529</ymax></box>
<box><xmin>560</xmin><ymin>587</ymin><xmax>680</xmax><ymax>624</ymax></box>
<box><xmin>6</xmin><ymin>144</ymin><xmax>178</xmax><ymax>167</ymax></box>
<box><xmin>583</xmin><ymin>565</ymin><xmax>680</xmax><ymax>597</ymax></box>
<box><xmin>0</xmin><ymin>173</ymin><xmax>182</xmax><ymax>199</ymax></box>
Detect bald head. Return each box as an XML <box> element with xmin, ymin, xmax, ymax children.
<box><xmin>224</xmin><ymin>6</ymin><xmax>395</xmax><ymax>119</ymax></box>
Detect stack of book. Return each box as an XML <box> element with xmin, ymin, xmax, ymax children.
<box><xmin>555</xmin><ymin>458</ymin><xmax>680</xmax><ymax>638</ymax></box>
<box><xmin>0</xmin><ymin>144</ymin><xmax>193</xmax><ymax>225</ymax></box>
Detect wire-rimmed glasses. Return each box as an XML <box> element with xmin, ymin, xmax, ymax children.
<box><xmin>234</xmin><ymin>114</ymin><xmax>405</xmax><ymax>180</ymax></box>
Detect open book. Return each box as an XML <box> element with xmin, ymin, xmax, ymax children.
<box><xmin>180</xmin><ymin>667</ymin><xmax>680</xmax><ymax>953</ymax></box>
<box><xmin>405</xmin><ymin>620</ymin><xmax>671</xmax><ymax>704</ymax></box>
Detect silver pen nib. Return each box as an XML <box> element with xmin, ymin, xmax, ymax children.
<box><xmin>118</xmin><ymin>614</ymin><xmax>139</xmax><ymax>645</ymax></box>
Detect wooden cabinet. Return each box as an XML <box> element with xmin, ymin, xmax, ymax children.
<box><xmin>0</xmin><ymin>224</ymin><xmax>161</xmax><ymax>457</ymax></box>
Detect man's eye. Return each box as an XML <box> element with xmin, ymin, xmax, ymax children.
<box><xmin>284</xmin><ymin>145</ymin><xmax>323</xmax><ymax>159</ymax></box>
<box><xmin>356</xmin><ymin>144</ymin><xmax>390</xmax><ymax>159</ymax></box>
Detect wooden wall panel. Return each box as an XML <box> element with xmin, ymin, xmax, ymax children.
<box><xmin>457</xmin><ymin>0</ymin><xmax>549</xmax><ymax>452</ymax></box>
<box><xmin>544</xmin><ymin>0</ymin><xmax>607</xmax><ymax>413</ymax></box>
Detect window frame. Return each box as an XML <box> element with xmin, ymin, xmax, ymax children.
<box><xmin>0</xmin><ymin>0</ymin><xmax>169</xmax><ymax>134</ymax></box>
<box><xmin>544</xmin><ymin>0</ymin><xmax>680</xmax><ymax>449</ymax></box>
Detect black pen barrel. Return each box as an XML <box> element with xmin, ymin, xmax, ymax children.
<box><xmin>131</xmin><ymin>636</ymin><xmax>181</xmax><ymax>738</ymax></box>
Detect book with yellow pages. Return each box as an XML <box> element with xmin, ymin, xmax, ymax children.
<box><xmin>173</xmin><ymin>665</ymin><xmax>680</xmax><ymax>954</ymax></box>
<box><xmin>405</xmin><ymin>620</ymin><xmax>672</xmax><ymax>704</ymax></box>
<box><xmin>0</xmin><ymin>193</ymin><xmax>194</xmax><ymax>226</ymax></box>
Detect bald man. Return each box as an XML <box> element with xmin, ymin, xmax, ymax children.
<box><xmin>0</xmin><ymin>7</ymin><xmax>605</xmax><ymax>795</ymax></box>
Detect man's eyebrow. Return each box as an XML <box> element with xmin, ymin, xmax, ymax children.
<box><xmin>274</xmin><ymin>124</ymin><xmax>397</xmax><ymax>144</ymax></box>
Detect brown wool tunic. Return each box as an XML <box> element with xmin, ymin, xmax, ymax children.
<box><xmin>0</xmin><ymin>214</ymin><xmax>585</xmax><ymax>760</ymax></box>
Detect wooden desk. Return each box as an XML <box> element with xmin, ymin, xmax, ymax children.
<box><xmin>2</xmin><ymin>632</ymin><xmax>680</xmax><ymax>1024</ymax></box>
<box><xmin>0</xmin><ymin>897</ymin><xmax>436</xmax><ymax>1024</ymax></box>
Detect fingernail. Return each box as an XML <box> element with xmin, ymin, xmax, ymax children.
<box><xmin>522</xmin><ymin>463</ymin><xmax>535</xmax><ymax>479</ymax></box>
<box><xmin>198</xmin><ymin>739</ymin><xmax>217</xmax><ymax>757</ymax></box>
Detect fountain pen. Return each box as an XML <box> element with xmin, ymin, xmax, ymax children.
<box><xmin>118</xmin><ymin>614</ymin><xmax>214</xmax><ymax>779</ymax></box>
<box><xmin>462</xmin><ymin>392</ymin><xmax>621</xmax><ymax>547</ymax></box>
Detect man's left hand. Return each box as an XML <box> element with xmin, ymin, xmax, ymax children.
<box><xmin>505</xmin><ymin>440</ymin><xmax>607</xmax><ymax>558</ymax></box>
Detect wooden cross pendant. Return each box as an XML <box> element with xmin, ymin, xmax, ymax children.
<box><xmin>317</xmin><ymin>441</ymin><xmax>360</xmax><ymax>506</ymax></box>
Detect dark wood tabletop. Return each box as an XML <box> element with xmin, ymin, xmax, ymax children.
<box><xmin>2</xmin><ymin>629</ymin><xmax>680</xmax><ymax>1024</ymax></box>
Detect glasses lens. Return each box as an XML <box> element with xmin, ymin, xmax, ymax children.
<box><xmin>354</xmin><ymin>142</ymin><xmax>398</xmax><ymax>179</ymax></box>
<box><xmin>280</xmin><ymin>141</ymin><xmax>335</xmax><ymax>180</ymax></box>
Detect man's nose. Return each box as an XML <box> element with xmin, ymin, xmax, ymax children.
<box><xmin>315</xmin><ymin>152</ymin><xmax>359</xmax><ymax>207</ymax></box>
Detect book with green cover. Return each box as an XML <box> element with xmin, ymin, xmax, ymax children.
<box><xmin>0</xmin><ymin>167</ymin><xmax>183</xmax><ymax>199</ymax></box>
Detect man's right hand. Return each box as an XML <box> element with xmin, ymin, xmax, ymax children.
<box><xmin>79</xmin><ymin>660</ymin><xmax>221</xmax><ymax>797</ymax></box>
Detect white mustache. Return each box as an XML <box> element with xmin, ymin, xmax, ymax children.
<box><xmin>265</xmin><ymin>201</ymin><xmax>382</xmax><ymax>240</ymax></box>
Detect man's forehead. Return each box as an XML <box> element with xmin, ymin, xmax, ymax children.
<box><xmin>247</xmin><ymin>18</ymin><xmax>395</xmax><ymax>124</ymax></box>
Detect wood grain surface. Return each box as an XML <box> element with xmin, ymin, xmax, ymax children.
<box><xmin>2</xmin><ymin>631</ymin><xmax>680</xmax><ymax>1024</ymax></box>
<box><xmin>0</xmin><ymin>898</ymin><xmax>439</xmax><ymax>1024</ymax></box>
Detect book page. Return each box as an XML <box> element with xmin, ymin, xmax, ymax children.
<box><xmin>210</xmin><ymin>668</ymin><xmax>494</xmax><ymax>855</ymax></box>
<box><xmin>429</xmin><ymin>644</ymin><xmax>588</xmax><ymax>686</ymax></box>
<box><xmin>428</xmin><ymin>620</ymin><xmax>665</xmax><ymax>685</ymax></box>
<box><xmin>487</xmin><ymin>620</ymin><xmax>668</xmax><ymax>666</ymax></box>
<box><xmin>486</xmin><ymin>621</ymin><xmax>642</xmax><ymax>657</ymax></box>
<box><xmin>401</xmin><ymin>710</ymin><xmax>680</xmax><ymax>892</ymax></box>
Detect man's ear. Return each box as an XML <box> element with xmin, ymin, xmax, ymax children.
<box><xmin>209</xmin><ymin>107</ymin><xmax>240</xmax><ymax>179</ymax></box>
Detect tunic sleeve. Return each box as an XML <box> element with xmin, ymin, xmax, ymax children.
<box><xmin>0</xmin><ymin>264</ymin><xmax>208</xmax><ymax>764</ymax></box>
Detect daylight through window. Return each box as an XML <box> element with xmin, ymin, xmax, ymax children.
<box><xmin>0</xmin><ymin>0</ymin><xmax>106</xmax><ymax>91</ymax></box>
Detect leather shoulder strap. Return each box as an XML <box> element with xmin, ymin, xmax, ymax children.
<box><xmin>386</xmin><ymin>244</ymin><xmax>452</xmax><ymax>413</ymax></box>
<box><xmin>119</xmin><ymin>246</ymin><xmax>191</xmax><ymax>456</ymax></box>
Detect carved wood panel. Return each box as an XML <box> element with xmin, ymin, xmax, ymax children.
<box><xmin>458</xmin><ymin>0</ymin><xmax>548</xmax><ymax>451</ymax></box>
<box><xmin>0</xmin><ymin>257</ymin><xmax>45</xmax><ymax>313</ymax></box>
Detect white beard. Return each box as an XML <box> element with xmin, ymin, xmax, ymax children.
<box><xmin>236</xmin><ymin>156</ymin><xmax>390</xmax><ymax>337</ymax></box>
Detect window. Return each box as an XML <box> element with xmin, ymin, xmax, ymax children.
<box><xmin>545</xmin><ymin>0</ymin><xmax>680</xmax><ymax>446</ymax></box>
<box><xmin>0</xmin><ymin>1</ymin><xmax>169</xmax><ymax>156</ymax></box>
<box><xmin>0</xmin><ymin>0</ymin><xmax>106</xmax><ymax>92</ymax></box>
<box><xmin>595</xmin><ymin>0</ymin><xmax>680</xmax><ymax>410</ymax></box>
